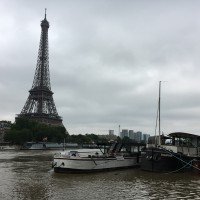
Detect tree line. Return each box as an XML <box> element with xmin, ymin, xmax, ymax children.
<box><xmin>4</xmin><ymin>118</ymin><xmax>119</xmax><ymax>145</ymax></box>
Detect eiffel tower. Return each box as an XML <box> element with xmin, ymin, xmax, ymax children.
<box><xmin>16</xmin><ymin>10</ymin><xmax>63</xmax><ymax>126</ymax></box>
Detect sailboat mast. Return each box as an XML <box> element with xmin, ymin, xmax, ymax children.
<box><xmin>158</xmin><ymin>81</ymin><xmax>161</xmax><ymax>146</ymax></box>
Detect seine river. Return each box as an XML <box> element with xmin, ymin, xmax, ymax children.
<box><xmin>0</xmin><ymin>150</ymin><xmax>200</xmax><ymax>200</ymax></box>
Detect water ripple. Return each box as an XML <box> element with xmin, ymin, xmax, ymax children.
<box><xmin>0</xmin><ymin>151</ymin><xmax>200</xmax><ymax>200</ymax></box>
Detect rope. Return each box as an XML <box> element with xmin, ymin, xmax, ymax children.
<box><xmin>52</xmin><ymin>162</ymin><xmax>65</xmax><ymax>168</ymax></box>
<box><xmin>165</xmin><ymin>159</ymin><xmax>195</xmax><ymax>174</ymax></box>
<box><xmin>90</xmin><ymin>156</ymin><xmax>111</xmax><ymax>166</ymax></box>
<box><xmin>159</xmin><ymin>146</ymin><xmax>200</xmax><ymax>172</ymax></box>
<box><xmin>52</xmin><ymin>162</ymin><xmax>57</xmax><ymax>168</ymax></box>
<box><xmin>90</xmin><ymin>157</ymin><xmax>97</xmax><ymax>165</ymax></box>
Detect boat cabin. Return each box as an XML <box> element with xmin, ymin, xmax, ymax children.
<box><xmin>166</xmin><ymin>132</ymin><xmax>200</xmax><ymax>156</ymax></box>
<box><xmin>147</xmin><ymin>135</ymin><xmax>170</xmax><ymax>147</ymax></box>
<box><xmin>147</xmin><ymin>132</ymin><xmax>200</xmax><ymax>157</ymax></box>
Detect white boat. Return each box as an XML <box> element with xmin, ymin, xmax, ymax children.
<box><xmin>22</xmin><ymin>142</ymin><xmax>78</xmax><ymax>150</ymax></box>
<box><xmin>0</xmin><ymin>145</ymin><xmax>16</xmax><ymax>150</ymax></box>
<box><xmin>22</xmin><ymin>142</ymin><xmax>64</xmax><ymax>150</ymax></box>
<box><xmin>52</xmin><ymin>142</ymin><xmax>142</xmax><ymax>173</ymax></box>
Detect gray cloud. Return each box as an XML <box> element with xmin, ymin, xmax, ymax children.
<box><xmin>1</xmin><ymin>0</ymin><xmax>200</xmax><ymax>135</ymax></box>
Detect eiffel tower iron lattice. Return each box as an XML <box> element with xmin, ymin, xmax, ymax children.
<box><xmin>16</xmin><ymin>11</ymin><xmax>63</xmax><ymax>126</ymax></box>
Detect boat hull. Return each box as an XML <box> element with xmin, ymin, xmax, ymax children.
<box><xmin>53</xmin><ymin>156</ymin><xmax>140</xmax><ymax>173</ymax></box>
<box><xmin>141</xmin><ymin>147</ymin><xmax>198</xmax><ymax>173</ymax></box>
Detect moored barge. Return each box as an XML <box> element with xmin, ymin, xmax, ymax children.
<box><xmin>53</xmin><ymin>142</ymin><xmax>144</xmax><ymax>173</ymax></box>
<box><xmin>141</xmin><ymin>132</ymin><xmax>200</xmax><ymax>173</ymax></box>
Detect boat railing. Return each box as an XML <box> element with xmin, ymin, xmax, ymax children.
<box><xmin>177</xmin><ymin>146</ymin><xmax>199</xmax><ymax>156</ymax></box>
<box><xmin>161</xmin><ymin>145</ymin><xmax>200</xmax><ymax>156</ymax></box>
<box><xmin>161</xmin><ymin>145</ymin><xmax>178</xmax><ymax>153</ymax></box>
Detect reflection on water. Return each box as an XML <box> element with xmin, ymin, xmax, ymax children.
<box><xmin>0</xmin><ymin>150</ymin><xmax>199</xmax><ymax>200</ymax></box>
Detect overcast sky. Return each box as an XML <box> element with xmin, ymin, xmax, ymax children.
<box><xmin>1</xmin><ymin>0</ymin><xmax>200</xmax><ymax>135</ymax></box>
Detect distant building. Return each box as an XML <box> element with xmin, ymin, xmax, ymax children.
<box><xmin>120</xmin><ymin>129</ymin><xmax>129</xmax><ymax>139</ymax></box>
<box><xmin>143</xmin><ymin>133</ymin><xmax>150</xmax><ymax>143</ymax></box>
<box><xmin>109</xmin><ymin>130</ymin><xmax>114</xmax><ymax>135</ymax></box>
<box><xmin>0</xmin><ymin>121</ymin><xmax>11</xmax><ymax>142</ymax></box>
<box><xmin>129</xmin><ymin>130</ymin><xmax>134</xmax><ymax>140</ymax></box>
<box><xmin>119</xmin><ymin>128</ymin><xmax>147</xmax><ymax>142</ymax></box>
<box><xmin>134</xmin><ymin>131</ymin><xmax>142</xmax><ymax>142</ymax></box>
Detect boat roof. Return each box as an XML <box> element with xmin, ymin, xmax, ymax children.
<box><xmin>168</xmin><ymin>132</ymin><xmax>200</xmax><ymax>139</ymax></box>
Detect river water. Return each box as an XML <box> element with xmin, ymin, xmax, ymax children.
<box><xmin>0</xmin><ymin>150</ymin><xmax>199</xmax><ymax>200</ymax></box>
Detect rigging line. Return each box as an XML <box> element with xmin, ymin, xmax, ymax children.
<box><xmin>154</xmin><ymin>94</ymin><xmax>159</xmax><ymax>146</ymax></box>
<box><xmin>165</xmin><ymin>159</ymin><xmax>195</xmax><ymax>174</ymax></box>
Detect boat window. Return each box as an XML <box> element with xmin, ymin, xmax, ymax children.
<box><xmin>165</xmin><ymin>139</ymin><xmax>172</xmax><ymax>145</ymax></box>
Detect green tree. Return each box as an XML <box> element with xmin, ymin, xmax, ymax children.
<box><xmin>4</xmin><ymin>118</ymin><xmax>67</xmax><ymax>144</ymax></box>
<box><xmin>4</xmin><ymin>129</ymin><xmax>32</xmax><ymax>145</ymax></box>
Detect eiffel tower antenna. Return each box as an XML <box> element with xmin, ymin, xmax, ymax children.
<box><xmin>45</xmin><ymin>8</ymin><xmax>47</xmax><ymax>19</ymax></box>
<box><xmin>16</xmin><ymin>12</ymin><xmax>63</xmax><ymax>127</ymax></box>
